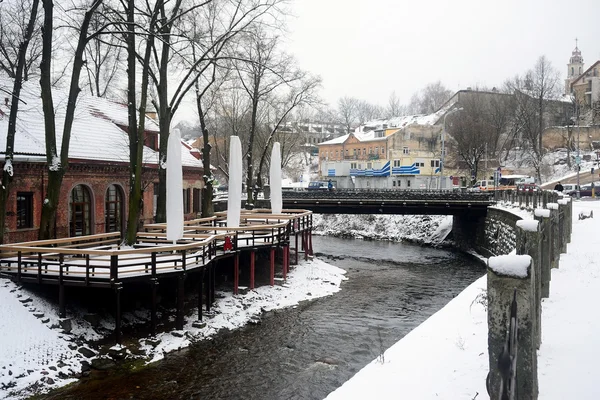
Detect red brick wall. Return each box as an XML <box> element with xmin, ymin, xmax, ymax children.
<box><xmin>3</xmin><ymin>161</ymin><xmax>204</xmax><ymax>244</ymax></box>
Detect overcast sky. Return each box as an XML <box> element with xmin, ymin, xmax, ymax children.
<box><xmin>285</xmin><ymin>0</ymin><xmax>600</xmax><ymax>109</ymax></box>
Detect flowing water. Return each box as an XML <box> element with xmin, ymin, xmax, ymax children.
<box><xmin>43</xmin><ymin>236</ymin><xmax>484</xmax><ymax>400</ymax></box>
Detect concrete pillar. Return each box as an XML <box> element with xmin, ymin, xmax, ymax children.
<box><xmin>515</xmin><ymin>220</ymin><xmax>541</xmax><ymax>349</ymax></box>
<box><xmin>547</xmin><ymin>203</ymin><xmax>560</xmax><ymax>269</ymax></box>
<box><xmin>534</xmin><ymin>209</ymin><xmax>551</xmax><ymax>299</ymax></box>
<box><xmin>542</xmin><ymin>191</ymin><xmax>548</xmax><ymax>208</ymax></box>
<box><xmin>557</xmin><ymin>199</ymin><xmax>568</xmax><ymax>254</ymax></box>
<box><xmin>488</xmin><ymin>255</ymin><xmax>538</xmax><ymax>400</ymax></box>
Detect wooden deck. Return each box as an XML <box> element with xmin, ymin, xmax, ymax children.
<box><xmin>0</xmin><ymin>209</ymin><xmax>314</xmax><ymax>343</ymax></box>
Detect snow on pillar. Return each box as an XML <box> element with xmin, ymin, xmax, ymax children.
<box><xmin>516</xmin><ymin>220</ymin><xmax>541</xmax><ymax>349</ymax></box>
<box><xmin>547</xmin><ymin>203</ymin><xmax>560</xmax><ymax>270</ymax></box>
<box><xmin>487</xmin><ymin>254</ymin><xmax>538</xmax><ymax>400</ymax></box>
<box><xmin>534</xmin><ymin>209</ymin><xmax>552</xmax><ymax>298</ymax></box>
<box><xmin>557</xmin><ymin>199</ymin><xmax>569</xmax><ymax>253</ymax></box>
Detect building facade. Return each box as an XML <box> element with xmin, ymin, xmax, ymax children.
<box><xmin>0</xmin><ymin>76</ymin><xmax>204</xmax><ymax>244</ymax></box>
<box><xmin>318</xmin><ymin>116</ymin><xmax>443</xmax><ymax>189</ymax></box>
<box><xmin>565</xmin><ymin>43</ymin><xmax>600</xmax><ymax>107</ymax></box>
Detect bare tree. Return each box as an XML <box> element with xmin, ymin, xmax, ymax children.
<box><xmin>408</xmin><ymin>81</ymin><xmax>452</xmax><ymax>114</ymax></box>
<box><xmin>0</xmin><ymin>0</ymin><xmax>43</xmax><ymax>81</ymax></box>
<box><xmin>337</xmin><ymin>96</ymin><xmax>358</xmax><ymax>133</ymax></box>
<box><xmin>122</xmin><ymin>0</ymin><xmax>161</xmax><ymax>244</ymax></box>
<box><xmin>152</xmin><ymin>0</ymin><xmax>283</xmax><ymax>222</ymax></box>
<box><xmin>506</xmin><ymin>56</ymin><xmax>560</xmax><ymax>183</ymax></box>
<box><xmin>82</xmin><ymin>5</ymin><xmax>123</xmax><ymax>98</ymax></box>
<box><xmin>356</xmin><ymin>100</ymin><xmax>383</xmax><ymax>125</ymax></box>
<box><xmin>38</xmin><ymin>0</ymin><xmax>104</xmax><ymax>240</ymax></box>
<box><xmin>446</xmin><ymin>91</ymin><xmax>512</xmax><ymax>180</ymax></box>
<box><xmin>0</xmin><ymin>0</ymin><xmax>40</xmax><ymax>244</ymax></box>
<box><xmin>253</xmin><ymin>73</ymin><xmax>321</xmax><ymax>202</ymax></box>
<box><xmin>385</xmin><ymin>91</ymin><xmax>405</xmax><ymax>118</ymax></box>
<box><xmin>232</xmin><ymin>28</ymin><xmax>306</xmax><ymax>206</ymax></box>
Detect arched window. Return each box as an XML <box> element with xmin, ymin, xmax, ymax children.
<box><xmin>70</xmin><ymin>185</ymin><xmax>92</xmax><ymax>237</ymax></box>
<box><xmin>571</xmin><ymin>67</ymin><xmax>574</xmax><ymax>75</ymax></box>
<box><xmin>105</xmin><ymin>184</ymin><xmax>123</xmax><ymax>233</ymax></box>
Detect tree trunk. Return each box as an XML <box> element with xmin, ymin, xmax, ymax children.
<box><xmin>38</xmin><ymin>0</ymin><xmax>58</xmax><ymax>240</ymax></box>
<box><xmin>38</xmin><ymin>0</ymin><xmax>102</xmax><ymax>240</ymax></box>
<box><xmin>246</xmin><ymin>93</ymin><xmax>260</xmax><ymax>207</ymax></box>
<box><xmin>124</xmin><ymin>0</ymin><xmax>157</xmax><ymax>245</ymax></box>
<box><xmin>0</xmin><ymin>0</ymin><xmax>40</xmax><ymax>244</ymax></box>
<box><xmin>198</xmin><ymin>97</ymin><xmax>214</xmax><ymax>218</ymax></box>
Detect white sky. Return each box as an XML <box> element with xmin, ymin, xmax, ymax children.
<box><xmin>285</xmin><ymin>0</ymin><xmax>600</xmax><ymax>108</ymax></box>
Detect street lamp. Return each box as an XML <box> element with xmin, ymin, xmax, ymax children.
<box><xmin>576</xmin><ymin>103</ymin><xmax>581</xmax><ymax>199</ymax></box>
<box><xmin>440</xmin><ymin>107</ymin><xmax>463</xmax><ymax>189</ymax></box>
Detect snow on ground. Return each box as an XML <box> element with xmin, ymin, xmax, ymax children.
<box><xmin>326</xmin><ymin>199</ymin><xmax>600</xmax><ymax>400</ymax></box>
<box><xmin>0</xmin><ymin>258</ymin><xmax>346</xmax><ymax>399</ymax></box>
<box><xmin>313</xmin><ymin>214</ymin><xmax>450</xmax><ymax>244</ymax></box>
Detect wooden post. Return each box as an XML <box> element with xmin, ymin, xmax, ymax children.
<box><xmin>176</xmin><ymin>275</ymin><xmax>185</xmax><ymax>330</ymax></box>
<box><xmin>283</xmin><ymin>244</ymin><xmax>289</xmax><ymax>280</ymax></box>
<box><xmin>115</xmin><ymin>284</ymin><xmax>122</xmax><ymax>345</ymax></box>
<box><xmin>270</xmin><ymin>247</ymin><xmax>275</xmax><ymax>286</ymax></box>
<box><xmin>234</xmin><ymin>252</ymin><xmax>239</xmax><ymax>295</ymax></box>
<box><xmin>151</xmin><ymin>278</ymin><xmax>158</xmax><ymax>335</ymax></box>
<box><xmin>205</xmin><ymin>265</ymin><xmax>211</xmax><ymax>312</ymax></box>
<box><xmin>308</xmin><ymin>229</ymin><xmax>313</xmax><ymax>256</ymax></box>
<box><xmin>17</xmin><ymin>251</ymin><xmax>21</xmax><ymax>283</ymax></box>
<box><xmin>250</xmin><ymin>250</ymin><xmax>255</xmax><ymax>290</ymax></box>
<box><xmin>58</xmin><ymin>262</ymin><xmax>66</xmax><ymax>319</ymax></box>
<box><xmin>197</xmin><ymin>271</ymin><xmax>203</xmax><ymax>321</ymax></box>
<box><xmin>294</xmin><ymin>233</ymin><xmax>299</xmax><ymax>265</ymax></box>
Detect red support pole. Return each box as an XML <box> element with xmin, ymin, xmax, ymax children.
<box><xmin>303</xmin><ymin>231</ymin><xmax>308</xmax><ymax>261</ymax></box>
<box><xmin>250</xmin><ymin>250</ymin><xmax>255</xmax><ymax>290</ymax></box>
<box><xmin>283</xmin><ymin>245</ymin><xmax>289</xmax><ymax>280</ymax></box>
<box><xmin>270</xmin><ymin>247</ymin><xmax>275</xmax><ymax>286</ymax></box>
<box><xmin>234</xmin><ymin>253</ymin><xmax>239</xmax><ymax>295</ymax></box>
<box><xmin>294</xmin><ymin>233</ymin><xmax>299</xmax><ymax>265</ymax></box>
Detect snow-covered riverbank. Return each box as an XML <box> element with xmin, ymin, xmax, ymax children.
<box><xmin>313</xmin><ymin>214</ymin><xmax>452</xmax><ymax>244</ymax></box>
<box><xmin>325</xmin><ymin>200</ymin><xmax>600</xmax><ymax>400</ymax></box>
<box><xmin>0</xmin><ymin>258</ymin><xmax>347</xmax><ymax>399</ymax></box>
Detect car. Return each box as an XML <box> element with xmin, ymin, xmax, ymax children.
<box><xmin>517</xmin><ymin>183</ymin><xmax>540</xmax><ymax>192</ymax></box>
<box><xmin>307</xmin><ymin>181</ymin><xmax>329</xmax><ymax>191</ymax></box>
<box><xmin>567</xmin><ymin>184</ymin><xmax>598</xmax><ymax>197</ymax></box>
<box><xmin>562</xmin><ymin>184</ymin><xmax>580</xmax><ymax>193</ymax></box>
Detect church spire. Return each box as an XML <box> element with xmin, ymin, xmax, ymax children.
<box><xmin>570</xmin><ymin>38</ymin><xmax>583</xmax><ymax>65</ymax></box>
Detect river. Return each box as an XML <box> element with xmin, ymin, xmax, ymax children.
<box><xmin>42</xmin><ymin>236</ymin><xmax>485</xmax><ymax>400</ymax></box>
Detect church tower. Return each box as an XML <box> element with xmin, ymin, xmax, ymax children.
<box><xmin>565</xmin><ymin>39</ymin><xmax>584</xmax><ymax>94</ymax></box>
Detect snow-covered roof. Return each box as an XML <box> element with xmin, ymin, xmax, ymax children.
<box><xmin>317</xmin><ymin>129</ymin><xmax>388</xmax><ymax>146</ymax></box>
<box><xmin>0</xmin><ymin>75</ymin><xmax>203</xmax><ymax>169</ymax></box>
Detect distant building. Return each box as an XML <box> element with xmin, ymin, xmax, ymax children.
<box><xmin>317</xmin><ymin>113</ymin><xmax>444</xmax><ymax>189</ymax></box>
<box><xmin>565</xmin><ymin>41</ymin><xmax>600</xmax><ymax>108</ymax></box>
<box><xmin>0</xmin><ymin>76</ymin><xmax>204</xmax><ymax>244</ymax></box>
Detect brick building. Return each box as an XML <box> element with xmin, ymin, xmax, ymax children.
<box><xmin>0</xmin><ymin>77</ymin><xmax>204</xmax><ymax>244</ymax></box>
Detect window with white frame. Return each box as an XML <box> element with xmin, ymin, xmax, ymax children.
<box><xmin>403</xmin><ymin>147</ymin><xmax>409</xmax><ymax>155</ymax></box>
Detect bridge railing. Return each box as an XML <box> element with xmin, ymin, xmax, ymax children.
<box><xmin>282</xmin><ymin>188</ymin><xmax>495</xmax><ymax>202</ymax></box>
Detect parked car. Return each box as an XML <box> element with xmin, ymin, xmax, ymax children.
<box><xmin>468</xmin><ymin>179</ymin><xmax>493</xmax><ymax>192</ymax></box>
<box><xmin>562</xmin><ymin>184</ymin><xmax>580</xmax><ymax>193</ymax></box>
<box><xmin>568</xmin><ymin>184</ymin><xmax>598</xmax><ymax>197</ymax></box>
<box><xmin>307</xmin><ymin>181</ymin><xmax>329</xmax><ymax>191</ymax></box>
<box><xmin>517</xmin><ymin>182</ymin><xmax>540</xmax><ymax>192</ymax></box>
